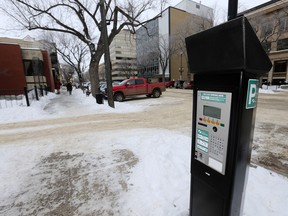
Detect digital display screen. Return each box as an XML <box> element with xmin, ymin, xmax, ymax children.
<box><xmin>203</xmin><ymin>105</ymin><xmax>221</xmax><ymax>119</ymax></box>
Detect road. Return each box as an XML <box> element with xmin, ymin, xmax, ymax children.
<box><xmin>253</xmin><ymin>90</ymin><xmax>288</xmax><ymax>176</ymax></box>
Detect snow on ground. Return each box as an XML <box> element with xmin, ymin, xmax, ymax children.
<box><xmin>0</xmin><ymin>88</ymin><xmax>288</xmax><ymax>215</ymax></box>
<box><xmin>0</xmin><ymin>128</ymin><xmax>191</xmax><ymax>215</ymax></box>
<box><xmin>0</xmin><ymin>88</ymin><xmax>169</xmax><ymax>123</ymax></box>
<box><xmin>260</xmin><ymin>84</ymin><xmax>288</xmax><ymax>93</ymax></box>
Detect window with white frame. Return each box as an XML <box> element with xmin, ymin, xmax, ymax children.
<box><xmin>279</xmin><ymin>17</ymin><xmax>288</xmax><ymax>32</ymax></box>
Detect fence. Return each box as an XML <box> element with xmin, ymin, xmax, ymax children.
<box><xmin>0</xmin><ymin>85</ymin><xmax>49</xmax><ymax>109</ymax></box>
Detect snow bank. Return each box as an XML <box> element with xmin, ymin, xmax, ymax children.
<box><xmin>244</xmin><ymin>166</ymin><xmax>288</xmax><ymax>216</ymax></box>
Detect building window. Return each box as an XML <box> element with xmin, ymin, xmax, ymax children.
<box><xmin>196</xmin><ymin>4</ymin><xmax>200</xmax><ymax>9</ymax></box>
<box><xmin>135</xmin><ymin>79</ymin><xmax>144</xmax><ymax>85</ymax></box>
<box><xmin>261</xmin><ymin>41</ymin><xmax>271</xmax><ymax>53</ymax></box>
<box><xmin>274</xmin><ymin>60</ymin><xmax>287</xmax><ymax>72</ymax></box>
<box><xmin>127</xmin><ymin>79</ymin><xmax>135</xmax><ymax>85</ymax></box>
<box><xmin>279</xmin><ymin>17</ymin><xmax>288</xmax><ymax>32</ymax></box>
<box><xmin>23</xmin><ymin>59</ymin><xmax>43</xmax><ymax>76</ymax></box>
<box><xmin>277</xmin><ymin>38</ymin><xmax>288</xmax><ymax>51</ymax></box>
<box><xmin>261</xmin><ymin>22</ymin><xmax>273</xmax><ymax>37</ymax></box>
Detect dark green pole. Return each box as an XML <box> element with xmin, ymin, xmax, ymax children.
<box><xmin>228</xmin><ymin>0</ymin><xmax>238</xmax><ymax>20</ymax></box>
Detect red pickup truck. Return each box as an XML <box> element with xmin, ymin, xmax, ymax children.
<box><xmin>111</xmin><ymin>78</ymin><xmax>166</xmax><ymax>102</ymax></box>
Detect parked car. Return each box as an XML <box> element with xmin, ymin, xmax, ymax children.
<box><xmin>183</xmin><ymin>80</ymin><xmax>194</xmax><ymax>89</ymax></box>
<box><xmin>112</xmin><ymin>81</ymin><xmax>121</xmax><ymax>86</ymax></box>
<box><xmin>165</xmin><ymin>80</ymin><xmax>175</xmax><ymax>88</ymax></box>
<box><xmin>82</xmin><ymin>81</ymin><xmax>91</xmax><ymax>90</ymax></box>
<box><xmin>107</xmin><ymin>78</ymin><xmax>166</xmax><ymax>102</ymax></box>
<box><xmin>100</xmin><ymin>81</ymin><xmax>121</xmax><ymax>94</ymax></box>
<box><xmin>100</xmin><ymin>82</ymin><xmax>107</xmax><ymax>93</ymax></box>
<box><xmin>174</xmin><ymin>80</ymin><xmax>184</xmax><ymax>89</ymax></box>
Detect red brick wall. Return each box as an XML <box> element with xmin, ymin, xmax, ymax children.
<box><xmin>0</xmin><ymin>44</ymin><xmax>26</xmax><ymax>93</ymax></box>
<box><xmin>42</xmin><ymin>51</ymin><xmax>55</xmax><ymax>91</ymax></box>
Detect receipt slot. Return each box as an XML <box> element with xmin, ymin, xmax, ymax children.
<box><xmin>185</xmin><ymin>17</ymin><xmax>272</xmax><ymax>216</ymax></box>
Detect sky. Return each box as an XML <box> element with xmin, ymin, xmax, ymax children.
<box><xmin>0</xmin><ymin>87</ymin><xmax>288</xmax><ymax>215</ymax></box>
<box><xmin>190</xmin><ymin>0</ymin><xmax>270</xmax><ymax>11</ymax></box>
<box><xmin>0</xmin><ymin>0</ymin><xmax>271</xmax><ymax>39</ymax></box>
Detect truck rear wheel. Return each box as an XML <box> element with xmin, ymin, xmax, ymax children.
<box><xmin>153</xmin><ymin>89</ymin><xmax>161</xmax><ymax>98</ymax></box>
<box><xmin>114</xmin><ymin>92</ymin><xmax>124</xmax><ymax>102</ymax></box>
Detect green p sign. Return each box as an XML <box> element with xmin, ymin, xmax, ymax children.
<box><xmin>246</xmin><ymin>79</ymin><xmax>259</xmax><ymax>109</ymax></box>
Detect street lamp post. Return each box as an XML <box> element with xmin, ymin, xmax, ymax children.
<box><xmin>179</xmin><ymin>52</ymin><xmax>184</xmax><ymax>80</ymax></box>
<box><xmin>228</xmin><ymin>0</ymin><xmax>238</xmax><ymax>20</ymax></box>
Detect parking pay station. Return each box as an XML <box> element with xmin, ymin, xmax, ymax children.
<box><xmin>186</xmin><ymin>17</ymin><xmax>272</xmax><ymax>216</ymax></box>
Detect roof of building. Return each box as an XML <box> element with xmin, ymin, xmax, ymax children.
<box><xmin>239</xmin><ymin>0</ymin><xmax>283</xmax><ymax>15</ymax></box>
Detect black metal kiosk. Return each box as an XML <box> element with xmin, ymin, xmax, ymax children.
<box><xmin>186</xmin><ymin>17</ymin><xmax>272</xmax><ymax>216</ymax></box>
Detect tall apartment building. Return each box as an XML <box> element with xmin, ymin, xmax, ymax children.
<box><xmin>109</xmin><ymin>29</ymin><xmax>137</xmax><ymax>81</ymax></box>
<box><xmin>136</xmin><ymin>0</ymin><xmax>213</xmax><ymax>81</ymax></box>
<box><xmin>136</xmin><ymin>19</ymin><xmax>159</xmax><ymax>79</ymax></box>
<box><xmin>244</xmin><ymin>0</ymin><xmax>288</xmax><ymax>85</ymax></box>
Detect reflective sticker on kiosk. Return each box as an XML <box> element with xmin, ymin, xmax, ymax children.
<box><xmin>246</xmin><ymin>79</ymin><xmax>259</xmax><ymax>109</ymax></box>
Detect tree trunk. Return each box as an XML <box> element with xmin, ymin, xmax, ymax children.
<box><xmin>162</xmin><ymin>65</ymin><xmax>166</xmax><ymax>82</ymax></box>
<box><xmin>100</xmin><ymin>0</ymin><xmax>114</xmax><ymax>108</ymax></box>
<box><xmin>89</xmin><ymin>56</ymin><xmax>100</xmax><ymax>97</ymax></box>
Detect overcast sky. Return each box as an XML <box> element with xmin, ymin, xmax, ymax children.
<box><xmin>190</xmin><ymin>0</ymin><xmax>270</xmax><ymax>10</ymax></box>
<box><xmin>0</xmin><ymin>0</ymin><xmax>270</xmax><ymax>39</ymax></box>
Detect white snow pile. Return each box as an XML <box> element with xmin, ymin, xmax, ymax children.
<box><xmin>0</xmin><ymin>88</ymin><xmax>165</xmax><ymax>123</ymax></box>
<box><xmin>260</xmin><ymin>84</ymin><xmax>288</xmax><ymax>93</ymax></box>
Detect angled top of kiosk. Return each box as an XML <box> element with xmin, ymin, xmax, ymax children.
<box><xmin>185</xmin><ymin>16</ymin><xmax>272</xmax><ymax>75</ymax></box>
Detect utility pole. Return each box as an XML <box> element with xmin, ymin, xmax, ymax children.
<box><xmin>228</xmin><ymin>0</ymin><xmax>238</xmax><ymax>20</ymax></box>
<box><xmin>100</xmin><ymin>0</ymin><xmax>114</xmax><ymax>108</ymax></box>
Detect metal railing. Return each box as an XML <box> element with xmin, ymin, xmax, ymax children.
<box><xmin>0</xmin><ymin>85</ymin><xmax>49</xmax><ymax>109</ymax></box>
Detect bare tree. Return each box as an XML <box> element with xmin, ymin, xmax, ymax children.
<box><xmin>118</xmin><ymin>58</ymin><xmax>136</xmax><ymax>79</ymax></box>
<box><xmin>2</xmin><ymin>0</ymin><xmax>166</xmax><ymax>107</ymax></box>
<box><xmin>248</xmin><ymin>10</ymin><xmax>284</xmax><ymax>53</ymax></box>
<box><xmin>61</xmin><ymin>64</ymin><xmax>75</xmax><ymax>84</ymax></box>
<box><xmin>156</xmin><ymin>35</ymin><xmax>176</xmax><ymax>82</ymax></box>
<box><xmin>171</xmin><ymin>14</ymin><xmax>213</xmax><ymax>80</ymax></box>
<box><xmin>42</xmin><ymin>33</ymin><xmax>89</xmax><ymax>88</ymax></box>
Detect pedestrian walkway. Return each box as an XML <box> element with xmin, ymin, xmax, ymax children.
<box><xmin>43</xmin><ymin>88</ymin><xmax>84</xmax><ymax>115</ymax></box>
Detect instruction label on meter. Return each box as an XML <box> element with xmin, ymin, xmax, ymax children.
<box><xmin>200</xmin><ymin>92</ymin><xmax>227</xmax><ymax>103</ymax></box>
<box><xmin>197</xmin><ymin>129</ymin><xmax>209</xmax><ymax>153</ymax></box>
<box><xmin>195</xmin><ymin>90</ymin><xmax>232</xmax><ymax>175</ymax></box>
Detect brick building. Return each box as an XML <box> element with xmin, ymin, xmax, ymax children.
<box><xmin>0</xmin><ymin>36</ymin><xmax>59</xmax><ymax>94</ymax></box>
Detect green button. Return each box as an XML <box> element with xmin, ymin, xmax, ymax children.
<box><xmin>220</xmin><ymin>123</ymin><xmax>225</xmax><ymax>127</ymax></box>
